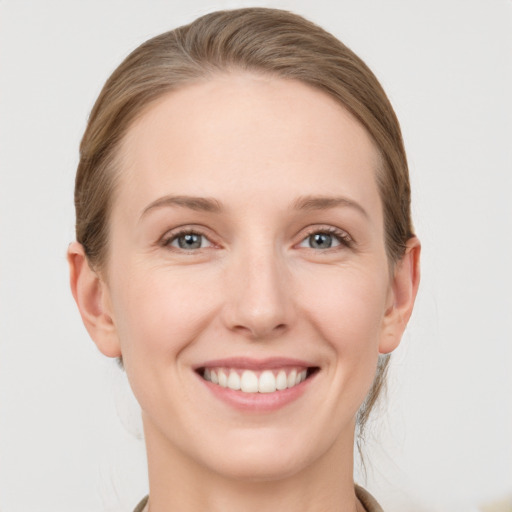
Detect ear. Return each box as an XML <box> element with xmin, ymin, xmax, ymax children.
<box><xmin>67</xmin><ymin>242</ymin><xmax>122</xmax><ymax>358</ymax></box>
<box><xmin>379</xmin><ymin>237</ymin><xmax>421</xmax><ymax>354</ymax></box>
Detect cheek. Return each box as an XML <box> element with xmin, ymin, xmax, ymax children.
<box><xmin>299</xmin><ymin>265</ymin><xmax>389</xmax><ymax>349</ymax></box>
<box><xmin>107</xmin><ymin>265</ymin><xmax>223</xmax><ymax>414</ymax></box>
<box><xmin>298</xmin><ymin>265</ymin><xmax>389</xmax><ymax>397</ymax></box>
<box><xmin>111</xmin><ymin>266</ymin><xmax>221</xmax><ymax>358</ymax></box>
<box><xmin>290</xmin><ymin>265</ymin><xmax>390</xmax><ymax>426</ymax></box>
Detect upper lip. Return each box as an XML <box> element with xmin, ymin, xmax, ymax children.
<box><xmin>195</xmin><ymin>357</ymin><xmax>318</xmax><ymax>371</ymax></box>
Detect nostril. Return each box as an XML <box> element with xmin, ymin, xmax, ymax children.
<box><xmin>231</xmin><ymin>321</ymin><xmax>288</xmax><ymax>339</ymax></box>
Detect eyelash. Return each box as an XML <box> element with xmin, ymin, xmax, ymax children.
<box><xmin>299</xmin><ymin>226</ymin><xmax>353</xmax><ymax>250</ymax></box>
<box><xmin>160</xmin><ymin>228</ymin><xmax>214</xmax><ymax>252</ymax></box>
<box><xmin>160</xmin><ymin>226</ymin><xmax>353</xmax><ymax>252</ymax></box>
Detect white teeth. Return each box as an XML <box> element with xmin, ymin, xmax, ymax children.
<box><xmin>276</xmin><ymin>370</ymin><xmax>287</xmax><ymax>390</ymax></box>
<box><xmin>227</xmin><ymin>370</ymin><xmax>241</xmax><ymax>390</ymax></box>
<box><xmin>203</xmin><ymin>367</ymin><xmax>312</xmax><ymax>394</ymax></box>
<box><xmin>287</xmin><ymin>370</ymin><xmax>297</xmax><ymax>388</ymax></box>
<box><xmin>258</xmin><ymin>370</ymin><xmax>276</xmax><ymax>393</ymax></box>
<box><xmin>218</xmin><ymin>369</ymin><xmax>228</xmax><ymax>388</ymax></box>
<box><xmin>240</xmin><ymin>370</ymin><xmax>259</xmax><ymax>392</ymax></box>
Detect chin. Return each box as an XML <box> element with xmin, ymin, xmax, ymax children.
<box><xmin>209</xmin><ymin>451</ymin><xmax>309</xmax><ymax>483</ymax></box>
<box><xmin>194</xmin><ymin>428</ymin><xmax>328</xmax><ymax>483</ymax></box>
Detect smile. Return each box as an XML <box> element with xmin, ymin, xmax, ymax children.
<box><xmin>199</xmin><ymin>367</ymin><xmax>317</xmax><ymax>394</ymax></box>
<box><xmin>195</xmin><ymin>358</ymin><xmax>320</xmax><ymax>411</ymax></box>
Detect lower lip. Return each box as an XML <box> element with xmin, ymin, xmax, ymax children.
<box><xmin>198</xmin><ymin>372</ymin><xmax>316</xmax><ymax>412</ymax></box>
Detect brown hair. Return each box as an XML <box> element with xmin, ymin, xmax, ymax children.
<box><xmin>75</xmin><ymin>7</ymin><xmax>414</xmax><ymax>437</ymax></box>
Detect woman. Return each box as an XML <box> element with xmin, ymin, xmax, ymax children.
<box><xmin>68</xmin><ymin>8</ymin><xmax>420</xmax><ymax>512</ymax></box>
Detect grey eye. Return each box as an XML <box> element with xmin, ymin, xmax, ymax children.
<box><xmin>174</xmin><ymin>233</ymin><xmax>204</xmax><ymax>250</ymax></box>
<box><xmin>307</xmin><ymin>232</ymin><xmax>337</xmax><ymax>249</ymax></box>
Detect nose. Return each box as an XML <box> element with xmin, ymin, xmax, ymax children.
<box><xmin>221</xmin><ymin>246</ymin><xmax>294</xmax><ymax>340</ymax></box>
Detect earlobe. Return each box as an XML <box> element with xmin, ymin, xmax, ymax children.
<box><xmin>379</xmin><ymin>237</ymin><xmax>421</xmax><ymax>354</ymax></box>
<box><xmin>67</xmin><ymin>242</ymin><xmax>122</xmax><ymax>358</ymax></box>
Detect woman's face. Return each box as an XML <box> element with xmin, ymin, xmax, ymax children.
<box><xmin>93</xmin><ymin>73</ymin><xmax>410</xmax><ymax>480</ymax></box>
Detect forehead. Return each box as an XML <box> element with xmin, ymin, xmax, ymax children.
<box><xmin>116</xmin><ymin>73</ymin><xmax>382</xmax><ymax>217</ymax></box>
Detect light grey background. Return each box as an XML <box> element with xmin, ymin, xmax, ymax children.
<box><xmin>0</xmin><ymin>1</ymin><xmax>511</xmax><ymax>511</ymax></box>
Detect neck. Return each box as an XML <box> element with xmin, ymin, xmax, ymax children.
<box><xmin>143</xmin><ymin>417</ymin><xmax>361</xmax><ymax>512</ymax></box>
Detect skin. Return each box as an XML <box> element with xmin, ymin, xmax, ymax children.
<box><xmin>68</xmin><ymin>73</ymin><xmax>420</xmax><ymax>512</ymax></box>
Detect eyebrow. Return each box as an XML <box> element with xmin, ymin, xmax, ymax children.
<box><xmin>140</xmin><ymin>195</ymin><xmax>223</xmax><ymax>219</ymax></box>
<box><xmin>293</xmin><ymin>195</ymin><xmax>369</xmax><ymax>218</ymax></box>
<box><xmin>140</xmin><ymin>193</ymin><xmax>368</xmax><ymax>220</ymax></box>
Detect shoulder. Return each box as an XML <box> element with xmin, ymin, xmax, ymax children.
<box><xmin>355</xmin><ymin>485</ymin><xmax>385</xmax><ymax>512</ymax></box>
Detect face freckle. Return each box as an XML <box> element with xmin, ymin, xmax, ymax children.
<box><xmin>103</xmin><ymin>73</ymin><xmax>396</xmax><ymax>481</ymax></box>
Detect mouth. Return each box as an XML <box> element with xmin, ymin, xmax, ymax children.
<box><xmin>196</xmin><ymin>366</ymin><xmax>319</xmax><ymax>394</ymax></box>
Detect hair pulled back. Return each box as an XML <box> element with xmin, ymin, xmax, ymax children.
<box><xmin>74</xmin><ymin>7</ymin><xmax>414</xmax><ymax>437</ymax></box>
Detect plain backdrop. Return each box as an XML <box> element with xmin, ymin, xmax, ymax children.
<box><xmin>0</xmin><ymin>1</ymin><xmax>511</xmax><ymax>511</ymax></box>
